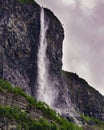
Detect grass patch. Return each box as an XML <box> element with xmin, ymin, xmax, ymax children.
<box><xmin>81</xmin><ymin>115</ymin><xmax>104</xmax><ymax>130</ymax></box>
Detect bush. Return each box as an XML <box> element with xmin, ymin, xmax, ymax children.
<box><xmin>81</xmin><ymin>115</ymin><xmax>104</xmax><ymax>130</ymax></box>
<box><xmin>29</xmin><ymin>122</ymin><xmax>43</xmax><ymax>130</ymax></box>
<box><xmin>50</xmin><ymin>123</ymin><xmax>58</xmax><ymax>130</ymax></box>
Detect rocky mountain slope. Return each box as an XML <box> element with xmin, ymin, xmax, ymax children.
<box><xmin>63</xmin><ymin>71</ymin><xmax>104</xmax><ymax>121</ymax></box>
<box><xmin>0</xmin><ymin>79</ymin><xmax>83</xmax><ymax>130</ymax></box>
<box><xmin>0</xmin><ymin>79</ymin><xmax>104</xmax><ymax>130</ymax></box>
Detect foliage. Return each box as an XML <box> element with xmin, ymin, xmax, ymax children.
<box><xmin>1</xmin><ymin>79</ymin><xmax>104</xmax><ymax>130</ymax></box>
<box><xmin>17</xmin><ymin>0</ymin><xmax>34</xmax><ymax>4</ymax></box>
<box><xmin>0</xmin><ymin>105</ymin><xmax>82</xmax><ymax>130</ymax></box>
<box><xmin>0</xmin><ymin>106</ymin><xmax>31</xmax><ymax>122</ymax></box>
<box><xmin>81</xmin><ymin>115</ymin><xmax>104</xmax><ymax>130</ymax></box>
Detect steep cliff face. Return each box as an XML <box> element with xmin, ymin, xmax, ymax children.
<box><xmin>0</xmin><ymin>0</ymin><xmax>40</xmax><ymax>96</ymax></box>
<box><xmin>0</xmin><ymin>0</ymin><xmax>64</xmax><ymax>98</ymax></box>
<box><xmin>63</xmin><ymin>71</ymin><xmax>104</xmax><ymax>121</ymax></box>
<box><xmin>44</xmin><ymin>8</ymin><xmax>67</xmax><ymax>107</ymax></box>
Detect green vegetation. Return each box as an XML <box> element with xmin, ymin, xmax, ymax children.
<box><xmin>1</xmin><ymin>79</ymin><xmax>104</xmax><ymax>130</ymax></box>
<box><xmin>81</xmin><ymin>115</ymin><xmax>104</xmax><ymax>130</ymax></box>
<box><xmin>0</xmin><ymin>106</ymin><xmax>31</xmax><ymax>122</ymax></box>
<box><xmin>0</xmin><ymin>79</ymin><xmax>82</xmax><ymax>130</ymax></box>
<box><xmin>0</xmin><ymin>106</ymin><xmax>57</xmax><ymax>130</ymax></box>
<box><xmin>0</xmin><ymin>79</ymin><xmax>104</xmax><ymax>130</ymax></box>
<box><xmin>17</xmin><ymin>0</ymin><xmax>34</xmax><ymax>4</ymax></box>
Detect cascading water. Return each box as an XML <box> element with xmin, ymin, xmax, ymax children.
<box><xmin>37</xmin><ymin>7</ymin><xmax>56</xmax><ymax>107</ymax></box>
<box><xmin>37</xmin><ymin>7</ymin><xmax>82</xmax><ymax>126</ymax></box>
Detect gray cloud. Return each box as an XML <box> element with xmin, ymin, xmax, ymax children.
<box><xmin>37</xmin><ymin>0</ymin><xmax>104</xmax><ymax>95</ymax></box>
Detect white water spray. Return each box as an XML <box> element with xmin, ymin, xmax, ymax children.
<box><xmin>37</xmin><ymin>7</ymin><xmax>56</xmax><ymax>107</ymax></box>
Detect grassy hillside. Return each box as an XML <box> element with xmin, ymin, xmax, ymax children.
<box><xmin>0</xmin><ymin>79</ymin><xmax>82</xmax><ymax>130</ymax></box>
<box><xmin>81</xmin><ymin>115</ymin><xmax>104</xmax><ymax>130</ymax></box>
<box><xmin>0</xmin><ymin>79</ymin><xmax>104</xmax><ymax>130</ymax></box>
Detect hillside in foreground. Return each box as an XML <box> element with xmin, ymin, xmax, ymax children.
<box><xmin>0</xmin><ymin>79</ymin><xmax>104</xmax><ymax>130</ymax></box>
<box><xmin>0</xmin><ymin>79</ymin><xmax>82</xmax><ymax>130</ymax></box>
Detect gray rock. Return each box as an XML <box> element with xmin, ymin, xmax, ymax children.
<box><xmin>63</xmin><ymin>71</ymin><xmax>104</xmax><ymax>121</ymax></box>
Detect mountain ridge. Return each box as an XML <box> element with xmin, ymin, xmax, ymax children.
<box><xmin>63</xmin><ymin>71</ymin><xmax>104</xmax><ymax>121</ymax></box>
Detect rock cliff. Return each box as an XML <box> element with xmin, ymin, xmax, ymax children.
<box><xmin>0</xmin><ymin>0</ymin><xmax>71</xmax><ymax>122</ymax></box>
<box><xmin>63</xmin><ymin>71</ymin><xmax>104</xmax><ymax>121</ymax></box>
<box><xmin>0</xmin><ymin>0</ymin><xmax>40</xmax><ymax>96</ymax></box>
<box><xmin>0</xmin><ymin>0</ymin><xmax>64</xmax><ymax>99</ymax></box>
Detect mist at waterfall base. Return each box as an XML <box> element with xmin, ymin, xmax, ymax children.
<box><xmin>36</xmin><ymin>8</ymin><xmax>82</xmax><ymax>126</ymax></box>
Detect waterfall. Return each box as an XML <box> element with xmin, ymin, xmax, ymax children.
<box><xmin>37</xmin><ymin>7</ymin><xmax>82</xmax><ymax>126</ymax></box>
<box><xmin>37</xmin><ymin>7</ymin><xmax>56</xmax><ymax>107</ymax></box>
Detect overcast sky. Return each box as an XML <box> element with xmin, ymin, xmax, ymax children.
<box><xmin>36</xmin><ymin>0</ymin><xmax>104</xmax><ymax>95</ymax></box>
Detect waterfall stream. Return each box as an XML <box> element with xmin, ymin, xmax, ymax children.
<box><xmin>37</xmin><ymin>7</ymin><xmax>55</xmax><ymax>107</ymax></box>
<box><xmin>37</xmin><ymin>7</ymin><xmax>82</xmax><ymax>126</ymax></box>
